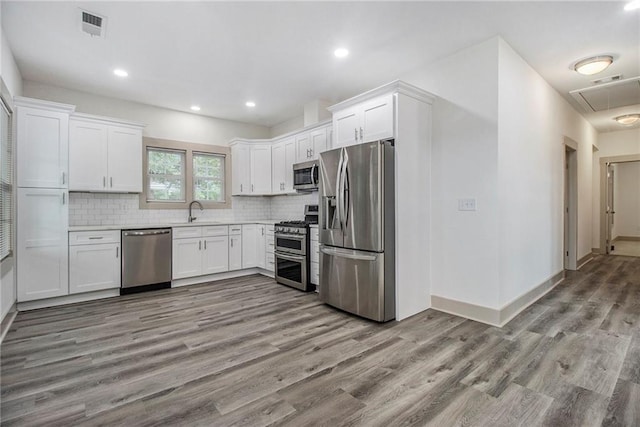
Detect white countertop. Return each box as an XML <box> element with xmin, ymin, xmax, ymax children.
<box><xmin>69</xmin><ymin>219</ymin><xmax>286</xmax><ymax>232</ymax></box>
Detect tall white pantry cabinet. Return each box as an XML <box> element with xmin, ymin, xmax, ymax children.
<box><xmin>15</xmin><ymin>97</ymin><xmax>76</xmax><ymax>302</ymax></box>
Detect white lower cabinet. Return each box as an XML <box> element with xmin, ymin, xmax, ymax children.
<box><xmin>256</xmin><ymin>225</ymin><xmax>266</xmax><ymax>269</ymax></box>
<box><xmin>265</xmin><ymin>225</ymin><xmax>275</xmax><ymax>272</ymax></box>
<box><xmin>242</xmin><ymin>224</ymin><xmax>257</xmax><ymax>269</ymax></box>
<box><xmin>172</xmin><ymin>226</ymin><xmax>229</xmax><ymax>279</ymax></box>
<box><xmin>310</xmin><ymin>226</ymin><xmax>319</xmax><ymax>287</ymax></box>
<box><xmin>69</xmin><ymin>230</ymin><xmax>121</xmax><ymax>294</ymax></box>
<box><xmin>229</xmin><ymin>225</ymin><xmax>243</xmax><ymax>271</ymax></box>
<box><xmin>17</xmin><ymin>188</ymin><xmax>69</xmax><ymax>302</ymax></box>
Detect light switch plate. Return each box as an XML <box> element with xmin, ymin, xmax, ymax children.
<box><xmin>458</xmin><ymin>198</ymin><xmax>477</xmax><ymax>211</ymax></box>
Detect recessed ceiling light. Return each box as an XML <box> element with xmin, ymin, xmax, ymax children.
<box><xmin>624</xmin><ymin>0</ymin><xmax>640</xmax><ymax>11</ymax></box>
<box><xmin>245</xmin><ymin>101</ymin><xmax>256</xmax><ymax>108</ymax></box>
<box><xmin>190</xmin><ymin>105</ymin><xmax>201</xmax><ymax>111</ymax></box>
<box><xmin>573</xmin><ymin>55</ymin><xmax>614</xmax><ymax>76</ymax></box>
<box><xmin>614</xmin><ymin>114</ymin><xmax>640</xmax><ymax>125</ymax></box>
<box><xmin>334</xmin><ymin>48</ymin><xmax>349</xmax><ymax>58</ymax></box>
<box><xmin>113</xmin><ymin>68</ymin><xmax>128</xmax><ymax>77</ymax></box>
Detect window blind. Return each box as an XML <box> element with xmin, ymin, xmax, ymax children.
<box><xmin>0</xmin><ymin>98</ymin><xmax>13</xmax><ymax>260</ymax></box>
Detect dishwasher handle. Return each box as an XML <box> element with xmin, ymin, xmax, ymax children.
<box><xmin>123</xmin><ymin>229</ymin><xmax>171</xmax><ymax>237</ymax></box>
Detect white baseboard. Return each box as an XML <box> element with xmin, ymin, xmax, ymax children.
<box><xmin>1</xmin><ymin>302</ymin><xmax>17</xmax><ymax>343</ymax></box>
<box><xmin>431</xmin><ymin>270</ymin><xmax>565</xmax><ymax>327</ymax></box>
<box><xmin>18</xmin><ymin>289</ymin><xmax>121</xmax><ymax>311</ymax></box>
<box><xmin>172</xmin><ymin>268</ymin><xmax>273</xmax><ymax>288</ymax></box>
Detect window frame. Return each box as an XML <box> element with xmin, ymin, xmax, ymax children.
<box><xmin>146</xmin><ymin>146</ymin><xmax>187</xmax><ymax>203</ymax></box>
<box><xmin>140</xmin><ymin>137</ymin><xmax>231</xmax><ymax>209</ymax></box>
<box><xmin>0</xmin><ymin>84</ymin><xmax>13</xmax><ymax>261</ymax></box>
<box><xmin>192</xmin><ymin>151</ymin><xmax>226</xmax><ymax>203</ymax></box>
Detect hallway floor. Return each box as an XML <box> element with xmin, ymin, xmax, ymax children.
<box><xmin>1</xmin><ymin>255</ymin><xmax>639</xmax><ymax>426</ymax></box>
<box><xmin>611</xmin><ymin>240</ymin><xmax>640</xmax><ymax>257</ymax></box>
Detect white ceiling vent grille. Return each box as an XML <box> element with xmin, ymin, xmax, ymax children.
<box><xmin>592</xmin><ymin>74</ymin><xmax>623</xmax><ymax>85</ymax></box>
<box><xmin>78</xmin><ymin>9</ymin><xmax>106</xmax><ymax>38</ymax></box>
<box><xmin>570</xmin><ymin>77</ymin><xmax>640</xmax><ymax>113</ymax></box>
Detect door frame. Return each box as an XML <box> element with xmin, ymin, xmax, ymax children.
<box><xmin>599</xmin><ymin>154</ymin><xmax>640</xmax><ymax>254</ymax></box>
<box><xmin>564</xmin><ymin>138</ymin><xmax>578</xmax><ymax>270</ymax></box>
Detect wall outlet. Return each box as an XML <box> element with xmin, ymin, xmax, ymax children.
<box><xmin>458</xmin><ymin>198</ymin><xmax>477</xmax><ymax>211</ymax></box>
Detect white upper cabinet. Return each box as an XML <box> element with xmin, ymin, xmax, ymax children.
<box><xmin>15</xmin><ymin>98</ymin><xmax>75</xmax><ymax>189</ymax></box>
<box><xmin>231</xmin><ymin>142</ymin><xmax>271</xmax><ymax>196</ymax></box>
<box><xmin>271</xmin><ymin>137</ymin><xmax>296</xmax><ymax>194</ymax></box>
<box><xmin>331</xmin><ymin>93</ymin><xmax>394</xmax><ymax>148</ymax></box>
<box><xmin>69</xmin><ymin>114</ymin><xmax>144</xmax><ymax>193</ymax></box>
<box><xmin>296</xmin><ymin>127</ymin><xmax>329</xmax><ymax>162</ymax></box>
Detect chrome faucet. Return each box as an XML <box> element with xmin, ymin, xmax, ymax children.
<box><xmin>188</xmin><ymin>200</ymin><xmax>203</xmax><ymax>223</ymax></box>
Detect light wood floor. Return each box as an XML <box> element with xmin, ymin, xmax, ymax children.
<box><xmin>611</xmin><ymin>240</ymin><xmax>640</xmax><ymax>258</ymax></box>
<box><xmin>1</xmin><ymin>255</ymin><xmax>639</xmax><ymax>426</ymax></box>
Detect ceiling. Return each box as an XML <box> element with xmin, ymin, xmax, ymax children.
<box><xmin>2</xmin><ymin>1</ymin><xmax>639</xmax><ymax>132</ymax></box>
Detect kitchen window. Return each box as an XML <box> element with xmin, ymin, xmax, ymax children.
<box><xmin>0</xmin><ymin>95</ymin><xmax>12</xmax><ymax>260</ymax></box>
<box><xmin>140</xmin><ymin>137</ymin><xmax>231</xmax><ymax>209</ymax></box>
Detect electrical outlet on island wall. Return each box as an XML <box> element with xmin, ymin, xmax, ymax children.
<box><xmin>458</xmin><ymin>198</ymin><xmax>477</xmax><ymax>211</ymax></box>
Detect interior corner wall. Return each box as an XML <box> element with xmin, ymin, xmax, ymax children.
<box><xmin>496</xmin><ymin>38</ymin><xmax>596</xmax><ymax>307</ymax></box>
<box><xmin>401</xmin><ymin>37</ymin><xmax>501</xmax><ymax>310</ymax></box>
<box><xmin>22</xmin><ymin>81</ymin><xmax>270</xmax><ymax>145</ymax></box>
<box><xmin>270</xmin><ymin>115</ymin><xmax>304</xmax><ymax>138</ymax></box>
<box><xmin>592</xmin><ymin>128</ymin><xmax>640</xmax><ymax>248</ymax></box>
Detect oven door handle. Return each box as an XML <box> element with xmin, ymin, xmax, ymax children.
<box><xmin>276</xmin><ymin>233</ymin><xmax>306</xmax><ymax>241</ymax></box>
<box><xmin>276</xmin><ymin>252</ymin><xmax>305</xmax><ymax>262</ymax></box>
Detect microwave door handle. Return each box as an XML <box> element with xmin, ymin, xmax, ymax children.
<box><xmin>311</xmin><ymin>163</ymin><xmax>317</xmax><ymax>186</ymax></box>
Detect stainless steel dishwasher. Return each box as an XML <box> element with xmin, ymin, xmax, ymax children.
<box><xmin>121</xmin><ymin>228</ymin><xmax>172</xmax><ymax>294</ymax></box>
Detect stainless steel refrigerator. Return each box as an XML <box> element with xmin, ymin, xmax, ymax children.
<box><xmin>318</xmin><ymin>139</ymin><xmax>395</xmax><ymax>322</ymax></box>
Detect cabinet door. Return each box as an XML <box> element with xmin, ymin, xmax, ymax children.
<box><xmin>283</xmin><ymin>138</ymin><xmax>297</xmax><ymax>192</ymax></box>
<box><xmin>309</xmin><ymin>127</ymin><xmax>328</xmax><ymax>160</ymax></box>
<box><xmin>228</xmin><ymin>235</ymin><xmax>243</xmax><ymax>271</ymax></box>
<box><xmin>361</xmin><ymin>94</ymin><xmax>394</xmax><ymax>142</ymax></box>
<box><xmin>69</xmin><ymin>120</ymin><xmax>109</xmax><ymax>191</ymax></box>
<box><xmin>231</xmin><ymin>144</ymin><xmax>251</xmax><ymax>195</ymax></box>
<box><xmin>296</xmin><ymin>132</ymin><xmax>312</xmax><ymax>162</ymax></box>
<box><xmin>17</xmin><ymin>188</ymin><xmax>69</xmax><ymax>301</ymax></box>
<box><xmin>202</xmin><ymin>236</ymin><xmax>229</xmax><ymax>274</ymax></box>
<box><xmin>241</xmin><ymin>224</ymin><xmax>257</xmax><ymax>268</ymax></box>
<box><xmin>172</xmin><ymin>237</ymin><xmax>202</xmax><ymax>279</ymax></box>
<box><xmin>108</xmin><ymin>126</ymin><xmax>143</xmax><ymax>192</ymax></box>
<box><xmin>332</xmin><ymin>107</ymin><xmax>360</xmax><ymax>148</ymax></box>
<box><xmin>69</xmin><ymin>243</ymin><xmax>120</xmax><ymax>294</ymax></box>
<box><xmin>256</xmin><ymin>225</ymin><xmax>266</xmax><ymax>269</ymax></box>
<box><xmin>250</xmin><ymin>145</ymin><xmax>272</xmax><ymax>194</ymax></box>
<box><xmin>17</xmin><ymin>106</ymin><xmax>69</xmax><ymax>188</ymax></box>
<box><xmin>271</xmin><ymin>141</ymin><xmax>286</xmax><ymax>194</ymax></box>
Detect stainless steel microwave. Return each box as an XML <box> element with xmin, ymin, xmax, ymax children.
<box><xmin>293</xmin><ymin>160</ymin><xmax>318</xmax><ymax>191</ymax></box>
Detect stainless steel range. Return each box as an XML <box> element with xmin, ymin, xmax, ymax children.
<box><xmin>274</xmin><ymin>205</ymin><xmax>317</xmax><ymax>292</ymax></box>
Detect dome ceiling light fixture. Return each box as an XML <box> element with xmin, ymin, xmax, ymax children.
<box><xmin>614</xmin><ymin>114</ymin><xmax>640</xmax><ymax>125</ymax></box>
<box><xmin>573</xmin><ymin>55</ymin><xmax>614</xmax><ymax>76</ymax></box>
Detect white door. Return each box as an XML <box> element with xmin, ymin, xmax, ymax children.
<box><xmin>242</xmin><ymin>224</ymin><xmax>258</xmax><ymax>268</ymax></box>
<box><xmin>69</xmin><ymin>243</ymin><xmax>120</xmax><ymax>293</ymax></box>
<box><xmin>172</xmin><ymin>237</ymin><xmax>202</xmax><ymax>279</ymax></box>
<box><xmin>69</xmin><ymin>120</ymin><xmax>109</xmax><ymax>191</ymax></box>
<box><xmin>202</xmin><ymin>236</ymin><xmax>229</xmax><ymax>274</ymax></box>
<box><xmin>17</xmin><ymin>106</ymin><xmax>69</xmax><ymax>188</ymax></box>
<box><xmin>333</xmin><ymin>107</ymin><xmax>360</xmax><ymax>148</ymax></box>
<box><xmin>271</xmin><ymin>141</ymin><xmax>286</xmax><ymax>194</ymax></box>
<box><xmin>228</xmin><ymin>235</ymin><xmax>242</xmax><ymax>271</ymax></box>
<box><xmin>283</xmin><ymin>138</ymin><xmax>297</xmax><ymax>192</ymax></box>
<box><xmin>17</xmin><ymin>188</ymin><xmax>69</xmax><ymax>301</ymax></box>
<box><xmin>231</xmin><ymin>144</ymin><xmax>251</xmax><ymax>195</ymax></box>
<box><xmin>309</xmin><ymin>127</ymin><xmax>328</xmax><ymax>160</ymax></box>
<box><xmin>250</xmin><ymin>145</ymin><xmax>272</xmax><ymax>194</ymax></box>
<box><xmin>256</xmin><ymin>225</ymin><xmax>266</xmax><ymax>269</ymax></box>
<box><xmin>108</xmin><ymin>126</ymin><xmax>143</xmax><ymax>192</ymax></box>
<box><xmin>607</xmin><ymin>163</ymin><xmax>615</xmax><ymax>253</ymax></box>
<box><xmin>361</xmin><ymin>94</ymin><xmax>394</xmax><ymax>143</ymax></box>
<box><xmin>296</xmin><ymin>132</ymin><xmax>312</xmax><ymax>162</ymax></box>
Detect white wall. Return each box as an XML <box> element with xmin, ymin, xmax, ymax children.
<box><xmin>496</xmin><ymin>39</ymin><xmax>596</xmax><ymax>307</ymax></box>
<box><xmin>592</xmin><ymin>128</ymin><xmax>640</xmax><ymax>248</ymax></box>
<box><xmin>23</xmin><ymin>81</ymin><xmax>270</xmax><ymax>145</ymax></box>
<box><xmin>270</xmin><ymin>115</ymin><xmax>304</xmax><ymax>138</ymax></box>
<box><xmin>402</xmin><ymin>37</ymin><xmax>501</xmax><ymax>309</ymax></box>
<box><xmin>612</xmin><ymin>162</ymin><xmax>640</xmax><ymax>239</ymax></box>
<box><xmin>0</xmin><ymin>20</ymin><xmax>22</xmax><ymax>323</ymax></box>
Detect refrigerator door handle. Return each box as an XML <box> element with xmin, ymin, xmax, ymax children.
<box><xmin>321</xmin><ymin>247</ymin><xmax>377</xmax><ymax>261</ymax></box>
<box><xmin>336</xmin><ymin>150</ymin><xmax>345</xmax><ymax>231</ymax></box>
<box><xmin>339</xmin><ymin>151</ymin><xmax>349</xmax><ymax>233</ymax></box>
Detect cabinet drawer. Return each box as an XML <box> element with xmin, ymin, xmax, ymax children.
<box><xmin>229</xmin><ymin>225</ymin><xmax>242</xmax><ymax>235</ymax></box>
<box><xmin>310</xmin><ymin>227</ymin><xmax>319</xmax><ymax>241</ymax></box>
<box><xmin>202</xmin><ymin>225</ymin><xmax>228</xmax><ymax>237</ymax></box>
<box><xmin>69</xmin><ymin>230</ymin><xmax>120</xmax><ymax>246</ymax></box>
<box><xmin>173</xmin><ymin>227</ymin><xmax>202</xmax><ymax>239</ymax></box>
<box><xmin>266</xmin><ymin>225</ymin><xmax>275</xmax><ymax>235</ymax></box>
<box><xmin>266</xmin><ymin>235</ymin><xmax>275</xmax><ymax>251</ymax></box>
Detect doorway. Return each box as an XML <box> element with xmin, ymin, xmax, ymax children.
<box><xmin>600</xmin><ymin>154</ymin><xmax>640</xmax><ymax>257</ymax></box>
<box><xmin>564</xmin><ymin>142</ymin><xmax>578</xmax><ymax>270</ymax></box>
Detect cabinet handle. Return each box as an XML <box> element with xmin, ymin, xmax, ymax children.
<box><xmin>116</xmin><ymin>247</ymin><xmax>119</xmax><ymax>258</ymax></box>
<box><xmin>62</xmin><ymin>172</ymin><xmax>66</xmax><ymax>185</ymax></box>
<box><xmin>89</xmin><ymin>236</ymin><xmax>103</xmax><ymax>240</ymax></box>
<box><xmin>204</xmin><ymin>240</ymin><xmax>207</xmax><ymax>250</ymax></box>
<box><xmin>262</xmin><ymin>228</ymin><xmax>265</xmax><ymax>236</ymax></box>
<box><xmin>360</xmin><ymin>127</ymin><xmax>363</xmax><ymax>140</ymax></box>
<box><xmin>231</xmin><ymin>238</ymin><xmax>234</xmax><ymax>248</ymax></box>
<box><xmin>110</xmin><ymin>177</ymin><xmax>113</xmax><ymax>188</ymax></box>
<box><xmin>199</xmin><ymin>240</ymin><xmax>202</xmax><ymax>250</ymax></box>
<box><xmin>309</xmin><ymin>148</ymin><xmax>313</xmax><ymax>157</ymax></box>
<box><xmin>103</xmin><ymin>176</ymin><xmax>106</xmax><ymax>187</ymax></box>
<box><xmin>354</xmin><ymin>128</ymin><xmax>358</xmax><ymax>141</ymax></box>
<box><xmin>240</xmin><ymin>184</ymin><xmax>243</xmax><ymax>192</ymax></box>
<box><xmin>252</xmin><ymin>184</ymin><xmax>254</xmax><ymax>192</ymax></box>
<box><xmin>62</xmin><ymin>193</ymin><xmax>66</xmax><ymax>204</ymax></box>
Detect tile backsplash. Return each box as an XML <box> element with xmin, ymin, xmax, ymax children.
<box><xmin>69</xmin><ymin>192</ymin><xmax>319</xmax><ymax>226</ymax></box>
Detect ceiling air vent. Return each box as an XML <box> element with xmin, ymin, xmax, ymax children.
<box><xmin>78</xmin><ymin>9</ymin><xmax>106</xmax><ymax>38</ymax></box>
<box><xmin>592</xmin><ymin>74</ymin><xmax>623</xmax><ymax>85</ymax></box>
<box><xmin>569</xmin><ymin>76</ymin><xmax>640</xmax><ymax>113</ymax></box>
